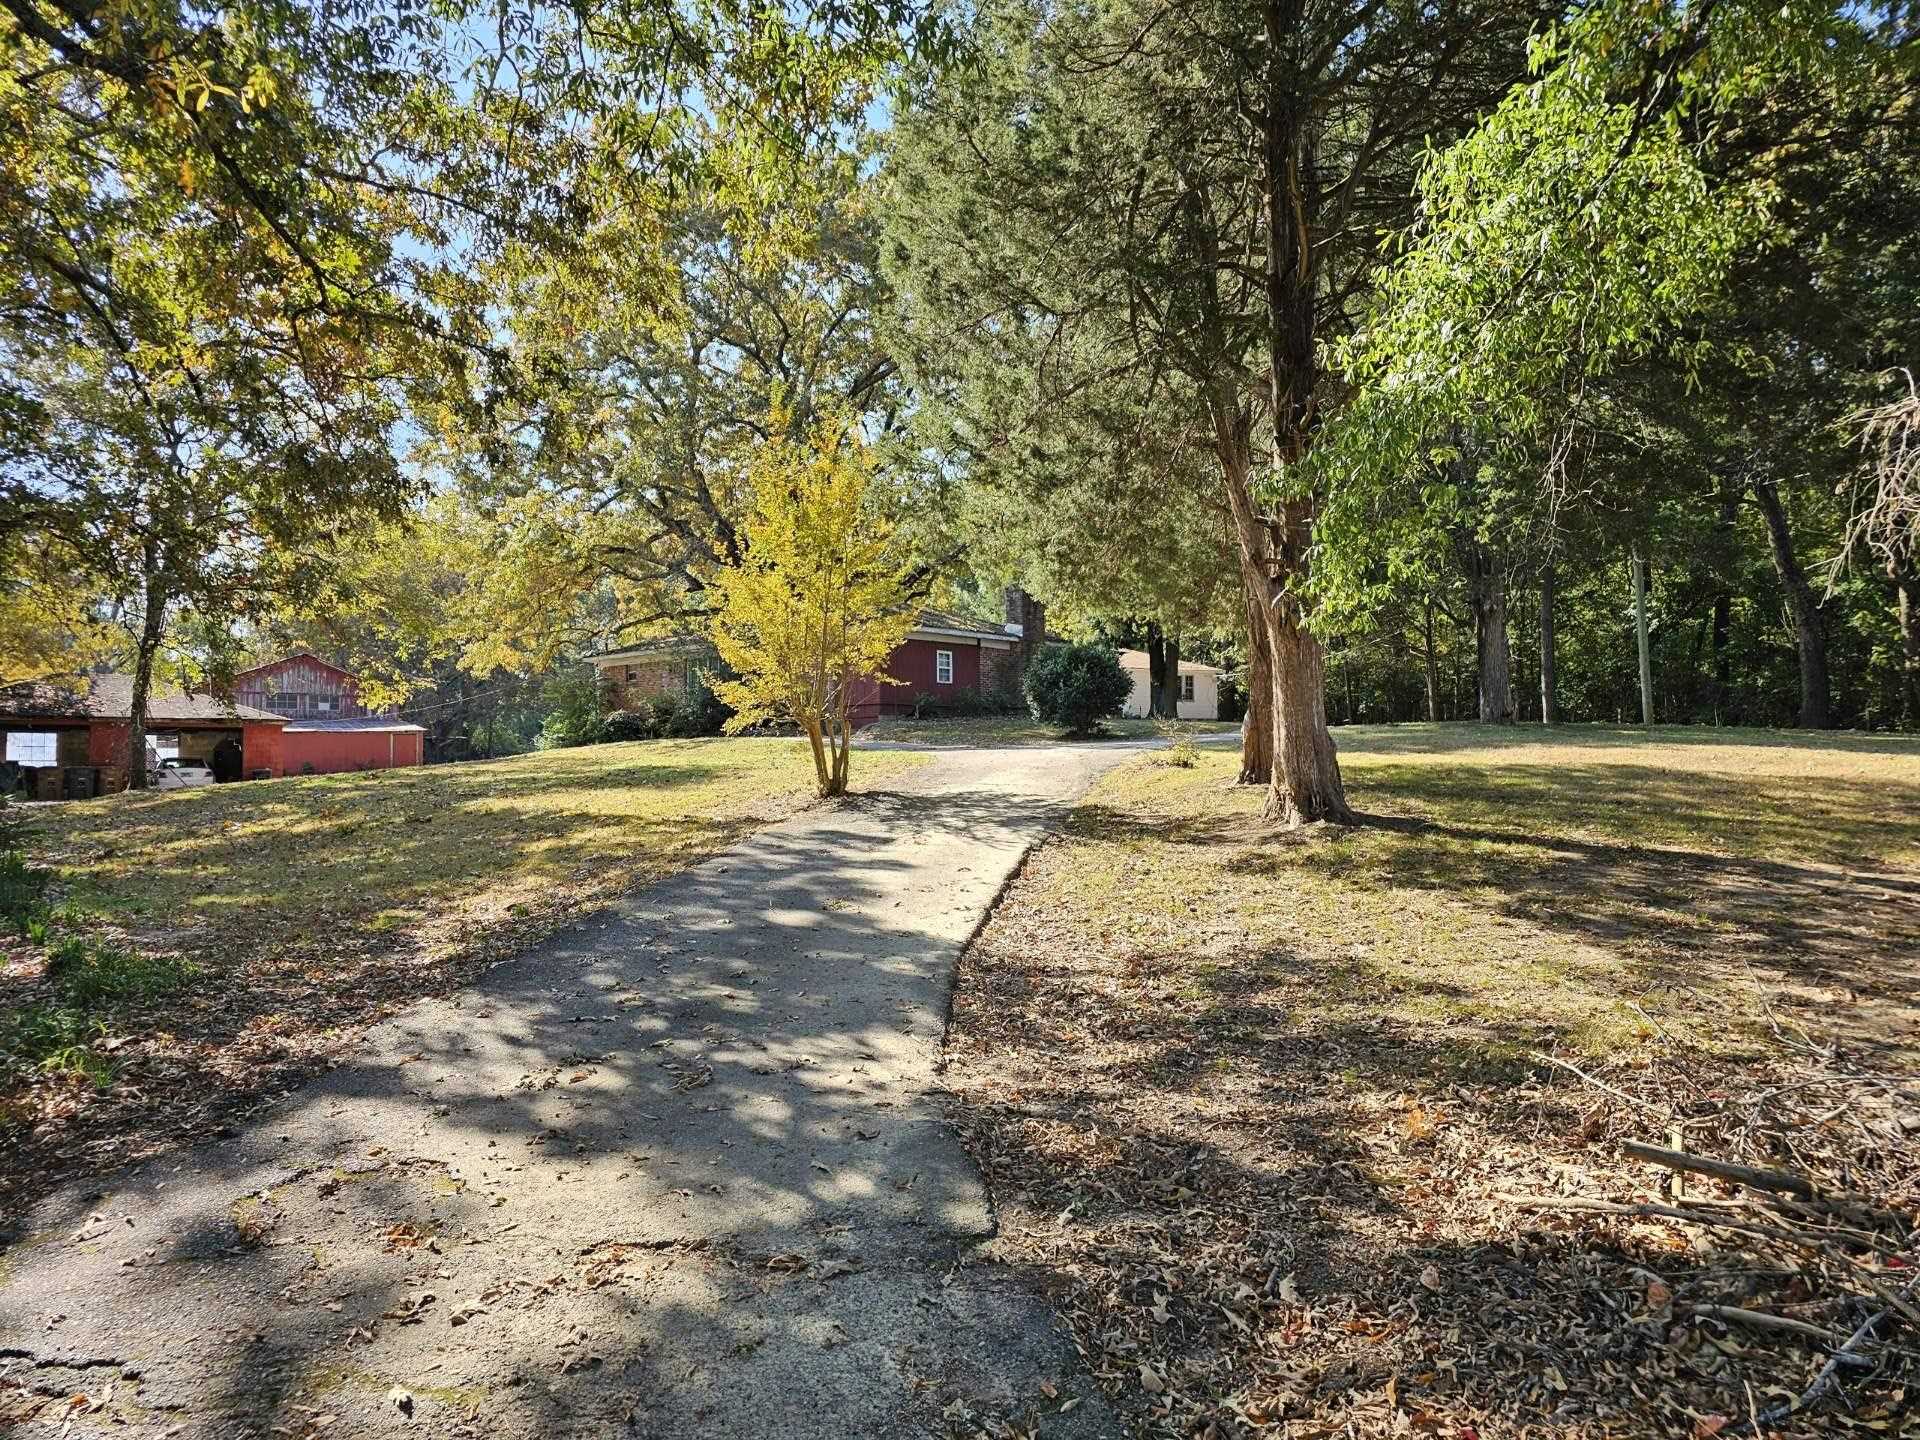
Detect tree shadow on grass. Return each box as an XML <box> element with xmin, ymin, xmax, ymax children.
<box><xmin>945</xmin><ymin>902</ymin><xmax>1915</xmax><ymax>1437</ymax></box>
<box><xmin>1334</xmin><ymin>721</ymin><xmax>1920</xmax><ymax>760</ymax></box>
<box><xmin>1</xmin><ymin>744</ymin><xmax>868</xmax><ymax>1208</ymax></box>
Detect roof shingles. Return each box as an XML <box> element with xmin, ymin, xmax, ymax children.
<box><xmin>0</xmin><ymin>675</ymin><xmax>287</xmax><ymax>724</ymax></box>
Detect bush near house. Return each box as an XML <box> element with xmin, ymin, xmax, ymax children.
<box><xmin>538</xmin><ymin>666</ymin><xmax>614</xmax><ymax>749</ymax></box>
<box><xmin>908</xmin><ymin>683</ymin><xmax>1025</xmax><ymax>720</ymax></box>
<box><xmin>605</xmin><ymin>685</ymin><xmax>731</xmax><ymax>742</ymax></box>
<box><xmin>1024</xmin><ymin>641</ymin><xmax>1132</xmax><ymax>736</ymax></box>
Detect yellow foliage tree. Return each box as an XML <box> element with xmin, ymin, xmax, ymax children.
<box><xmin>0</xmin><ymin>542</ymin><xmax>117</xmax><ymax>683</ymax></box>
<box><xmin>707</xmin><ymin>409</ymin><xmax>915</xmax><ymax>797</ymax></box>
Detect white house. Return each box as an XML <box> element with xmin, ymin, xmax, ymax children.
<box><xmin>1115</xmin><ymin>650</ymin><xmax>1222</xmax><ymax>720</ymax></box>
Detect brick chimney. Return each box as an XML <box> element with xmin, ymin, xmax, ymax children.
<box><xmin>1002</xmin><ymin>586</ymin><xmax>1046</xmax><ymax>669</ymax></box>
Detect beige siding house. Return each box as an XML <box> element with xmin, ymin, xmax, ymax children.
<box><xmin>1115</xmin><ymin>650</ymin><xmax>1222</xmax><ymax>720</ymax></box>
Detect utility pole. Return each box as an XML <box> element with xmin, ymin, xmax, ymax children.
<box><xmin>1632</xmin><ymin>552</ymin><xmax>1654</xmax><ymax>727</ymax></box>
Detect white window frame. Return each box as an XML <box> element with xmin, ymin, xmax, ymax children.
<box><xmin>4</xmin><ymin>731</ymin><xmax>57</xmax><ymax>766</ymax></box>
<box><xmin>1180</xmin><ymin>673</ymin><xmax>1196</xmax><ymax>703</ymax></box>
<box><xmin>935</xmin><ymin>649</ymin><xmax>955</xmax><ymax>685</ymax></box>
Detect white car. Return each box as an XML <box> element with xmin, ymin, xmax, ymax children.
<box><xmin>151</xmin><ymin>758</ymin><xmax>217</xmax><ymax>789</ymax></box>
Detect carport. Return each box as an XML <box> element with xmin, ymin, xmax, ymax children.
<box><xmin>0</xmin><ymin>675</ymin><xmax>288</xmax><ymax>798</ymax></box>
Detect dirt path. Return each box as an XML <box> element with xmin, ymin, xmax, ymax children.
<box><xmin>0</xmin><ymin>746</ymin><xmax>1138</xmax><ymax>1439</ymax></box>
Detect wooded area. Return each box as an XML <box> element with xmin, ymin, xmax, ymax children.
<box><xmin>3</xmin><ymin>0</ymin><xmax>1912</xmax><ymax>814</ymax></box>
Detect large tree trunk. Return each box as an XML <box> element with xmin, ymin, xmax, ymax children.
<box><xmin>1162</xmin><ymin>636</ymin><xmax>1181</xmax><ymax>717</ymax></box>
<box><xmin>1239</xmin><ymin>580</ymin><xmax>1273</xmax><ymax>784</ymax></box>
<box><xmin>1750</xmin><ymin>477</ymin><xmax>1831</xmax><ymax>729</ymax></box>
<box><xmin>1422</xmin><ymin>597</ymin><xmax>1441</xmax><ymax>722</ymax></box>
<box><xmin>1538</xmin><ymin>563</ymin><xmax>1559</xmax><ymax>724</ymax></box>
<box><xmin>1212</xmin><ymin>407</ymin><xmax>1349</xmax><ymax>822</ymax></box>
<box><xmin>1247</xmin><ymin>2</ymin><xmax>1350</xmax><ymax>825</ymax></box>
<box><xmin>1632</xmin><ymin>552</ymin><xmax>1655</xmax><ymax>726</ymax></box>
<box><xmin>124</xmin><ymin>549</ymin><xmax>167</xmax><ymax>792</ymax></box>
<box><xmin>1460</xmin><ymin>540</ymin><xmax>1514</xmax><ymax>722</ymax></box>
<box><xmin>1895</xmin><ymin>560</ymin><xmax>1919</xmax><ymax>729</ymax></box>
<box><xmin>1145</xmin><ymin>625</ymin><xmax>1171</xmax><ymax>718</ymax></box>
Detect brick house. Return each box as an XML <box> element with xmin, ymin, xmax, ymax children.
<box><xmin>0</xmin><ymin>657</ymin><xmax>428</xmax><ymax>797</ymax></box>
<box><xmin>587</xmin><ymin>589</ymin><xmax>1049</xmax><ymax>729</ymax></box>
<box><xmin>589</xmin><ymin>637</ymin><xmax>718</xmax><ymax>712</ymax></box>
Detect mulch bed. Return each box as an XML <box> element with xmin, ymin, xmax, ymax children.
<box><xmin>942</xmin><ymin>824</ymin><xmax>1920</xmax><ymax>1439</ymax></box>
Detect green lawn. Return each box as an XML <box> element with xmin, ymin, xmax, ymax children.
<box><xmin>947</xmin><ymin>723</ymin><xmax>1920</xmax><ymax>1437</ymax></box>
<box><xmin>1</xmin><ymin>738</ymin><xmax>922</xmax><ymax>1199</ymax></box>
<box><xmin>861</xmin><ymin>714</ymin><xmax>1241</xmax><ymax>746</ymax></box>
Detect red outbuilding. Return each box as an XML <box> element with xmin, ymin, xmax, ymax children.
<box><xmin>233</xmin><ymin>654</ymin><xmax>426</xmax><ymax>776</ymax></box>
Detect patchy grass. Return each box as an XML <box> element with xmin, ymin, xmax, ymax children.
<box><xmin>946</xmin><ymin>724</ymin><xmax>1920</xmax><ymax>1438</ymax></box>
<box><xmin>862</xmin><ymin>714</ymin><xmax>1240</xmax><ymax>746</ymax></box>
<box><xmin>2</xmin><ymin>738</ymin><xmax>921</xmax><ymax>1203</ymax></box>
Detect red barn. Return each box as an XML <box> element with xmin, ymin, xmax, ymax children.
<box><xmin>233</xmin><ymin>654</ymin><xmax>425</xmax><ymax>775</ymax></box>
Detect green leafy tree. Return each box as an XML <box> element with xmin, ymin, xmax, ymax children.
<box><xmin>1320</xmin><ymin>2</ymin><xmax>1914</xmax><ymax>731</ymax></box>
<box><xmin>883</xmin><ymin>0</ymin><xmax>1543</xmax><ymax>822</ymax></box>
<box><xmin>3</xmin><ymin>0</ymin><xmax>947</xmax><ymax>774</ymax></box>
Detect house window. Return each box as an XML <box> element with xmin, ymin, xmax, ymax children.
<box><xmin>4</xmin><ymin>732</ymin><xmax>56</xmax><ymax>766</ymax></box>
<box><xmin>626</xmin><ymin>666</ymin><xmax>639</xmax><ymax>682</ymax></box>
<box><xmin>935</xmin><ymin>649</ymin><xmax>954</xmax><ymax>685</ymax></box>
<box><xmin>1180</xmin><ymin>674</ymin><xmax>1195</xmax><ymax>703</ymax></box>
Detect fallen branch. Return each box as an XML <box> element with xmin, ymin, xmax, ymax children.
<box><xmin>1745</xmin><ymin>1272</ymin><xmax>1920</xmax><ymax>1432</ymax></box>
<box><xmin>1494</xmin><ymin>1193</ymin><xmax>1817</xmax><ymax>1248</ymax></box>
<box><xmin>1532</xmin><ymin>1052</ymin><xmax>1668</xmax><ymax>1116</ymax></box>
<box><xmin>1624</xmin><ymin>1140</ymin><xmax>1912</xmax><ymax>1234</ymax></box>
<box><xmin>1622</xmin><ymin>1140</ymin><xmax>1815</xmax><ymax>1199</ymax></box>
<box><xmin>1689</xmin><ymin>1304</ymin><xmax>1870</xmax><ymax>1361</ymax></box>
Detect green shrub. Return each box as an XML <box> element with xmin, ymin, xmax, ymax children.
<box><xmin>676</xmin><ymin>673</ymin><xmax>733</xmax><ymax>736</ymax></box>
<box><xmin>1154</xmin><ymin>736</ymin><xmax>1201</xmax><ymax>768</ymax></box>
<box><xmin>1</xmin><ymin>1003</ymin><xmax>112</xmax><ymax>1084</ymax></box>
<box><xmin>538</xmin><ymin>667</ymin><xmax>614</xmax><ymax>748</ymax></box>
<box><xmin>605</xmin><ymin>708</ymin><xmax>655</xmax><ymax>741</ymax></box>
<box><xmin>46</xmin><ymin>936</ymin><xmax>194</xmax><ymax>1008</ymax></box>
<box><xmin>1025</xmin><ymin>643</ymin><xmax>1133</xmax><ymax>735</ymax></box>
<box><xmin>1</xmin><ymin>848</ymin><xmax>46</xmax><ymax>933</ymax></box>
<box><xmin>909</xmin><ymin>684</ymin><xmax>1026</xmax><ymax>720</ymax></box>
<box><xmin>605</xmin><ymin>681</ymin><xmax>729</xmax><ymax>741</ymax></box>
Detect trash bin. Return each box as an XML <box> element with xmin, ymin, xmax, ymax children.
<box><xmin>62</xmin><ymin>766</ymin><xmax>98</xmax><ymax>800</ymax></box>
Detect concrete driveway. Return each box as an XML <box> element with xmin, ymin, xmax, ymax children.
<box><xmin>0</xmin><ymin>745</ymin><xmax>1139</xmax><ymax>1439</ymax></box>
